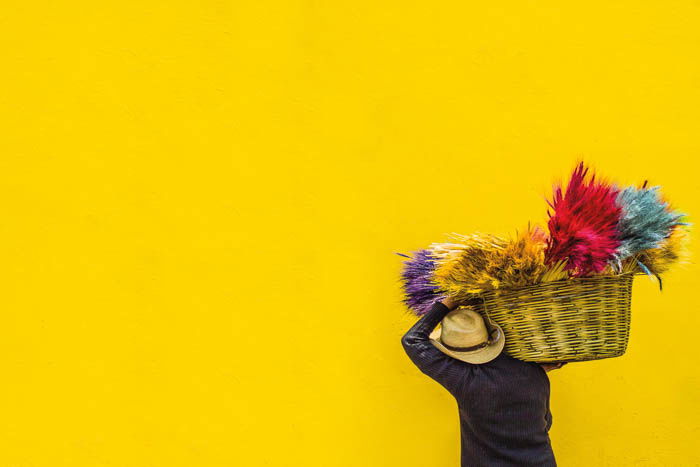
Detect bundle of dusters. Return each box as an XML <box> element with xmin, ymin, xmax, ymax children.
<box><xmin>398</xmin><ymin>161</ymin><xmax>692</xmax><ymax>362</ymax></box>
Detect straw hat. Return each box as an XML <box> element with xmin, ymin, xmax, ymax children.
<box><xmin>429</xmin><ymin>307</ymin><xmax>505</xmax><ymax>364</ymax></box>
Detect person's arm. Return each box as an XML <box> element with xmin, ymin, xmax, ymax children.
<box><xmin>400</xmin><ymin>299</ymin><xmax>471</xmax><ymax>397</ymax></box>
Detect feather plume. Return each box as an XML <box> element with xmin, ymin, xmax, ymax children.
<box><xmin>541</xmin><ymin>258</ymin><xmax>570</xmax><ymax>283</ymax></box>
<box><xmin>427</xmin><ymin>240</ymin><xmax>472</xmax><ymax>263</ymax></box>
<box><xmin>544</xmin><ymin>162</ymin><xmax>622</xmax><ymax>277</ymax></box>
<box><xmin>433</xmin><ymin>225</ymin><xmax>568</xmax><ymax>302</ymax></box>
<box><xmin>432</xmin><ymin>232</ymin><xmax>509</xmax><ymax>302</ymax></box>
<box><xmin>620</xmin><ymin>224</ymin><xmax>692</xmax><ymax>278</ymax></box>
<box><xmin>636</xmin><ymin>225</ymin><xmax>691</xmax><ymax>275</ymax></box>
<box><xmin>397</xmin><ymin>249</ymin><xmax>446</xmax><ymax>316</ymax></box>
<box><xmin>495</xmin><ymin>223</ymin><xmax>562</xmax><ymax>288</ymax></box>
<box><xmin>610</xmin><ymin>184</ymin><xmax>688</xmax><ymax>272</ymax></box>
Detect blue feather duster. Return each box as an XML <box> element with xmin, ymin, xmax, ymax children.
<box><xmin>610</xmin><ymin>183</ymin><xmax>689</xmax><ymax>272</ymax></box>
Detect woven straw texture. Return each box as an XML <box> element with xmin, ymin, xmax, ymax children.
<box><xmin>470</xmin><ymin>272</ymin><xmax>636</xmax><ymax>362</ymax></box>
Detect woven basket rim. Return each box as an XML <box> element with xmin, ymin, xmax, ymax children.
<box><xmin>472</xmin><ymin>271</ymin><xmax>640</xmax><ymax>300</ymax></box>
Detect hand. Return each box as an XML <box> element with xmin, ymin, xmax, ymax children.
<box><xmin>440</xmin><ymin>296</ymin><xmax>460</xmax><ymax>311</ymax></box>
<box><xmin>539</xmin><ymin>362</ymin><xmax>567</xmax><ymax>372</ymax></box>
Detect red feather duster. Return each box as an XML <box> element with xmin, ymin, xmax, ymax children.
<box><xmin>544</xmin><ymin>162</ymin><xmax>622</xmax><ymax>277</ymax></box>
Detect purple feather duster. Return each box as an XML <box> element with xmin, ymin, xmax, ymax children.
<box><xmin>397</xmin><ymin>249</ymin><xmax>446</xmax><ymax>316</ymax></box>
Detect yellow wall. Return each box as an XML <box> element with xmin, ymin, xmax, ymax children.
<box><xmin>0</xmin><ymin>1</ymin><xmax>698</xmax><ymax>466</ymax></box>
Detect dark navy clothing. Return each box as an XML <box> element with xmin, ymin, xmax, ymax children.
<box><xmin>401</xmin><ymin>301</ymin><xmax>557</xmax><ymax>467</ymax></box>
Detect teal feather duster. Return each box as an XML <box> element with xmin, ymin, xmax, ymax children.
<box><xmin>610</xmin><ymin>182</ymin><xmax>689</xmax><ymax>272</ymax></box>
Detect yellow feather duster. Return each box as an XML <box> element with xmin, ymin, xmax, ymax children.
<box><xmin>621</xmin><ymin>225</ymin><xmax>691</xmax><ymax>275</ymax></box>
<box><xmin>433</xmin><ymin>224</ymin><xmax>569</xmax><ymax>302</ymax></box>
<box><xmin>540</xmin><ymin>258</ymin><xmax>570</xmax><ymax>283</ymax></box>
<box><xmin>432</xmin><ymin>232</ymin><xmax>507</xmax><ymax>301</ymax></box>
<box><xmin>427</xmin><ymin>240</ymin><xmax>473</xmax><ymax>263</ymax></box>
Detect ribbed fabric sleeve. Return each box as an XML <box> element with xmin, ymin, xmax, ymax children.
<box><xmin>400</xmin><ymin>301</ymin><xmax>470</xmax><ymax>398</ymax></box>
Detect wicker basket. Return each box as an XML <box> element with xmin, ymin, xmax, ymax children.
<box><xmin>470</xmin><ymin>272</ymin><xmax>637</xmax><ymax>363</ymax></box>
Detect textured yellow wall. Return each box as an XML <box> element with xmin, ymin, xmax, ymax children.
<box><xmin>0</xmin><ymin>1</ymin><xmax>698</xmax><ymax>466</ymax></box>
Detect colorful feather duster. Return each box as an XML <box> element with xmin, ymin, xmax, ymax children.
<box><xmin>615</xmin><ymin>224</ymin><xmax>692</xmax><ymax>289</ymax></box>
<box><xmin>431</xmin><ymin>232</ymin><xmax>508</xmax><ymax>302</ymax></box>
<box><xmin>427</xmin><ymin>240</ymin><xmax>473</xmax><ymax>264</ymax></box>
<box><xmin>397</xmin><ymin>161</ymin><xmax>691</xmax><ymax>314</ymax></box>
<box><xmin>432</xmin><ymin>225</ymin><xmax>569</xmax><ymax>303</ymax></box>
<box><xmin>634</xmin><ymin>224</ymin><xmax>691</xmax><ymax>275</ymax></box>
<box><xmin>494</xmin><ymin>224</ymin><xmax>569</xmax><ymax>288</ymax></box>
<box><xmin>396</xmin><ymin>249</ymin><xmax>446</xmax><ymax>315</ymax></box>
<box><xmin>609</xmin><ymin>182</ymin><xmax>689</xmax><ymax>272</ymax></box>
<box><xmin>544</xmin><ymin>162</ymin><xmax>622</xmax><ymax>277</ymax></box>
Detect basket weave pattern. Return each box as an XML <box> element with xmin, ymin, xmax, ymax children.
<box><xmin>470</xmin><ymin>273</ymin><xmax>635</xmax><ymax>362</ymax></box>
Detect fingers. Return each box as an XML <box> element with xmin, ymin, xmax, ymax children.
<box><xmin>539</xmin><ymin>362</ymin><xmax>568</xmax><ymax>372</ymax></box>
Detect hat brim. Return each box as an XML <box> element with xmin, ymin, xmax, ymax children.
<box><xmin>429</xmin><ymin>320</ymin><xmax>505</xmax><ymax>364</ymax></box>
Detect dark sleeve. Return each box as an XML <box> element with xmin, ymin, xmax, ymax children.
<box><xmin>401</xmin><ymin>301</ymin><xmax>470</xmax><ymax>397</ymax></box>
